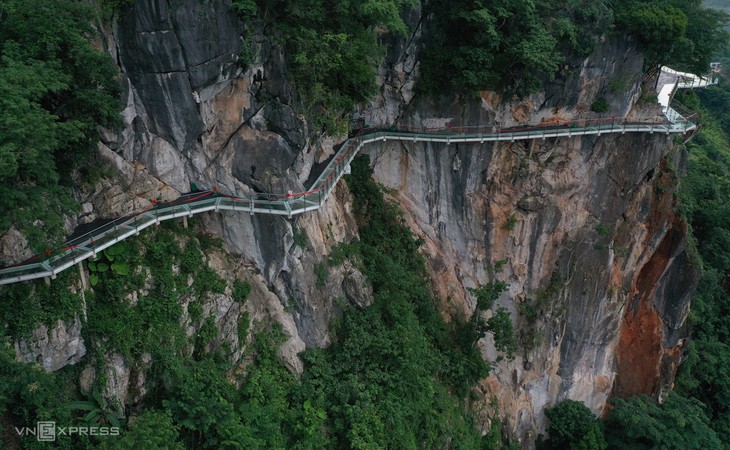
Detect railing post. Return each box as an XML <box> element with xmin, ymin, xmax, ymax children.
<box><xmin>78</xmin><ymin>261</ymin><xmax>88</xmax><ymax>290</ymax></box>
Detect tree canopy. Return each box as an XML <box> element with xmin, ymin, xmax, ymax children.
<box><xmin>614</xmin><ymin>0</ymin><xmax>729</xmax><ymax>74</ymax></box>
<box><xmin>673</xmin><ymin>80</ymin><xmax>730</xmax><ymax>446</ymax></box>
<box><xmin>420</xmin><ymin>0</ymin><xmax>728</xmax><ymax>98</ymax></box>
<box><xmin>0</xmin><ymin>0</ymin><xmax>120</xmax><ymax>248</ymax></box>
<box><xmin>542</xmin><ymin>400</ymin><xmax>607</xmax><ymax>450</ymax></box>
<box><xmin>605</xmin><ymin>393</ymin><xmax>722</xmax><ymax>449</ymax></box>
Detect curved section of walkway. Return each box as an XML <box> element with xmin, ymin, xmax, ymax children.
<box><xmin>0</xmin><ymin>68</ymin><xmax>713</xmax><ymax>285</ymax></box>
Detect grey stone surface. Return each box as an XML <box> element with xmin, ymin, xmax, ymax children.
<box><xmin>11</xmin><ymin>2</ymin><xmax>696</xmax><ymax>447</ymax></box>
<box><xmin>15</xmin><ymin>317</ymin><xmax>86</xmax><ymax>371</ymax></box>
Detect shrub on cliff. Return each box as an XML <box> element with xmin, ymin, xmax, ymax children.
<box><xmin>615</xmin><ymin>0</ymin><xmax>729</xmax><ymax>74</ymax></box>
<box><xmin>0</xmin><ymin>0</ymin><xmax>121</xmax><ymax>249</ymax></box>
<box><xmin>419</xmin><ymin>0</ymin><xmax>612</xmax><ymax>98</ymax></box>
<box><xmin>541</xmin><ymin>400</ymin><xmax>607</xmax><ymax>450</ymax></box>
<box><xmin>604</xmin><ymin>393</ymin><xmax>722</xmax><ymax>449</ymax></box>
<box><xmin>245</xmin><ymin>0</ymin><xmax>415</xmax><ymax>134</ymax></box>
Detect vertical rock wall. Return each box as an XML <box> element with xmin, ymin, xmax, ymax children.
<box><xmin>92</xmin><ymin>0</ymin><xmax>363</xmax><ymax>357</ymax></box>
<box><xmin>363</xmin><ymin>126</ymin><xmax>694</xmax><ymax>443</ymax></box>
<box><xmin>11</xmin><ymin>1</ymin><xmax>697</xmax><ymax>446</ymax></box>
<box><xmin>360</xmin><ymin>27</ymin><xmax>696</xmax><ymax>443</ymax></box>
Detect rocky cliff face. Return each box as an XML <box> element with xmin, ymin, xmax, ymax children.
<box><xmin>363</xmin><ymin>22</ymin><xmax>696</xmax><ymax>442</ymax></box>
<box><xmin>90</xmin><ymin>0</ymin><xmax>365</xmax><ymax>359</ymax></box>
<box><xmin>12</xmin><ymin>0</ymin><xmax>696</xmax><ymax>445</ymax></box>
<box><xmin>16</xmin><ymin>0</ymin><xmax>367</xmax><ymax>404</ymax></box>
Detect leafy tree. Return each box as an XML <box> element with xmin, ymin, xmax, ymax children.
<box><xmin>163</xmin><ymin>356</ymin><xmax>259</xmax><ymax>449</ymax></box>
<box><xmin>420</xmin><ymin>0</ymin><xmax>611</xmax><ymax>98</ymax></box>
<box><xmin>0</xmin><ymin>0</ymin><xmax>121</xmax><ymax>248</ymax></box>
<box><xmin>542</xmin><ymin>400</ymin><xmax>607</xmax><ymax>450</ymax></box>
<box><xmin>283</xmin><ymin>155</ymin><xmax>488</xmax><ymax>448</ymax></box>
<box><xmin>604</xmin><ymin>393</ymin><xmax>722</xmax><ymax>449</ymax></box>
<box><xmin>250</xmin><ymin>0</ymin><xmax>415</xmax><ymax>133</ymax></box>
<box><xmin>614</xmin><ymin>0</ymin><xmax>729</xmax><ymax>73</ymax></box>
<box><xmin>674</xmin><ymin>81</ymin><xmax>730</xmax><ymax>446</ymax></box>
<box><xmin>100</xmin><ymin>410</ymin><xmax>184</xmax><ymax>450</ymax></box>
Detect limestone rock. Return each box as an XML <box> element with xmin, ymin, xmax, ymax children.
<box><xmin>104</xmin><ymin>353</ymin><xmax>131</xmax><ymax>408</ymax></box>
<box><xmin>6</xmin><ymin>3</ymin><xmax>692</xmax><ymax>448</ymax></box>
<box><xmin>14</xmin><ymin>316</ymin><xmax>86</xmax><ymax>371</ymax></box>
<box><xmin>342</xmin><ymin>264</ymin><xmax>374</xmax><ymax>309</ymax></box>
<box><xmin>0</xmin><ymin>227</ymin><xmax>32</xmax><ymax>266</ymax></box>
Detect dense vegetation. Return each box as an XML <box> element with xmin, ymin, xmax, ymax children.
<box><xmin>419</xmin><ymin>0</ymin><xmax>612</xmax><ymax>97</ymax></box>
<box><xmin>231</xmin><ymin>0</ymin><xmax>729</xmax><ymax>131</ymax></box>
<box><xmin>673</xmin><ymin>78</ymin><xmax>730</xmax><ymax>445</ymax></box>
<box><xmin>614</xmin><ymin>0</ymin><xmax>729</xmax><ymax>75</ymax></box>
<box><xmin>235</xmin><ymin>0</ymin><xmax>415</xmax><ymax>133</ymax></box>
<box><xmin>0</xmin><ymin>0</ymin><xmax>121</xmax><ymax>248</ymax></box>
<box><xmin>2</xmin><ymin>0</ymin><xmax>730</xmax><ymax>449</ymax></box>
<box><xmin>541</xmin><ymin>392</ymin><xmax>721</xmax><ymax>449</ymax></box>
<box><xmin>539</xmin><ymin>75</ymin><xmax>730</xmax><ymax>449</ymax></box>
<box><xmin>420</xmin><ymin>0</ymin><xmax>728</xmax><ymax>97</ymax></box>
<box><xmin>0</xmin><ymin>158</ymin><xmax>519</xmax><ymax>448</ymax></box>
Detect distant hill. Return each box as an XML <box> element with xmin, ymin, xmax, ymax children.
<box><xmin>705</xmin><ymin>0</ymin><xmax>730</xmax><ymax>10</ymax></box>
<box><xmin>704</xmin><ymin>0</ymin><xmax>730</xmax><ymax>30</ymax></box>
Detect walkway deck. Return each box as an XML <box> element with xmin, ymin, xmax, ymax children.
<box><xmin>0</xmin><ymin>67</ymin><xmax>715</xmax><ymax>285</ymax></box>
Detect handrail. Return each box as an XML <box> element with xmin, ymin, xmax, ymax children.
<box><xmin>0</xmin><ymin>69</ymin><xmax>712</xmax><ymax>285</ymax></box>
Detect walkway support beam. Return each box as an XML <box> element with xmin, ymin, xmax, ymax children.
<box><xmin>0</xmin><ymin>65</ymin><xmax>712</xmax><ymax>286</ymax></box>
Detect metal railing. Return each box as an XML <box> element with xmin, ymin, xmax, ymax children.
<box><xmin>0</xmin><ymin>100</ymin><xmax>704</xmax><ymax>285</ymax></box>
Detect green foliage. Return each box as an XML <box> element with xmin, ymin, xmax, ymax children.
<box><xmin>253</xmin><ymin>0</ymin><xmax>414</xmax><ymax>133</ymax></box>
<box><xmin>163</xmin><ymin>356</ymin><xmax>257</xmax><ymax>448</ymax></box>
<box><xmin>487</xmin><ymin>307</ymin><xmax>517</xmax><ymax>357</ymax></box>
<box><xmin>195</xmin><ymin>267</ymin><xmax>227</xmax><ymax>295</ymax></box>
<box><xmin>194</xmin><ymin>316</ymin><xmax>218</xmax><ymax>356</ymax></box>
<box><xmin>286</xmin><ymin>154</ymin><xmax>489</xmax><ymax>447</ymax></box>
<box><xmin>237</xmin><ymin>312</ymin><xmax>250</xmax><ymax>345</ymax></box>
<box><xmin>0</xmin><ymin>270</ymin><xmax>83</xmax><ymax>339</ymax></box>
<box><xmin>231</xmin><ymin>0</ymin><xmax>257</xmax><ymax>16</ymax></box>
<box><xmin>233</xmin><ymin>280</ymin><xmax>252</xmax><ymax>303</ymax></box>
<box><xmin>0</xmin><ymin>0</ymin><xmax>121</xmax><ymax>248</ymax></box>
<box><xmin>502</xmin><ymin>213</ymin><xmax>519</xmax><ymax>231</ymax></box>
<box><xmin>519</xmin><ymin>301</ymin><xmax>539</xmax><ymax>322</ymax></box>
<box><xmin>89</xmin><ymin>244</ymin><xmax>129</xmax><ymax>284</ymax></box>
<box><xmin>673</xmin><ymin>81</ymin><xmax>730</xmax><ymax>445</ymax></box>
<box><xmin>614</xmin><ymin>0</ymin><xmax>729</xmax><ymax>73</ymax></box>
<box><xmin>83</xmin><ymin>227</ymin><xmax>228</xmax><ymax>362</ymax></box>
<box><xmin>420</xmin><ymin>0</ymin><xmax>612</xmax><ymax>98</ymax></box>
<box><xmin>314</xmin><ymin>262</ymin><xmax>328</xmax><ymax>288</ymax></box>
<box><xmin>101</xmin><ymin>409</ymin><xmax>184</xmax><ymax>450</ymax></box>
<box><xmin>470</xmin><ymin>281</ymin><xmax>507</xmax><ymax>311</ymax></box>
<box><xmin>604</xmin><ymin>393</ymin><xmax>722</xmax><ymax>449</ymax></box>
<box><xmin>188</xmin><ymin>300</ymin><xmax>203</xmax><ymax>322</ymax></box>
<box><xmin>327</xmin><ymin>242</ymin><xmax>358</xmax><ymax>267</ymax></box>
<box><xmin>466</xmin><ymin>282</ymin><xmax>516</xmax><ymax>359</ymax></box>
<box><xmin>420</xmin><ymin>0</ymin><xmax>727</xmax><ymax>98</ymax></box>
<box><xmin>608</xmin><ymin>76</ymin><xmax>629</xmax><ymax>93</ymax></box>
<box><xmin>518</xmin><ymin>300</ymin><xmax>543</xmax><ymax>352</ymax></box>
<box><xmin>542</xmin><ymin>400</ymin><xmax>607</xmax><ymax>450</ymax></box>
<box><xmin>66</xmin><ymin>387</ymin><xmax>125</xmax><ymax>428</ymax></box>
<box><xmin>0</xmin><ymin>339</ymin><xmax>88</xmax><ymax>448</ymax></box>
<box><xmin>536</xmin><ymin>271</ymin><xmax>563</xmax><ymax>305</ymax></box>
<box><xmin>596</xmin><ymin>223</ymin><xmax>611</xmax><ymax>237</ymax></box>
<box><xmin>293</xmin><ymin>227</ymin><xmax>309</xmax><ymax>248</ymax></box>
<box><xmin>590</xmin><ymin>97</ymin><xmax>609</xmax><ymax>113</ymax></box>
